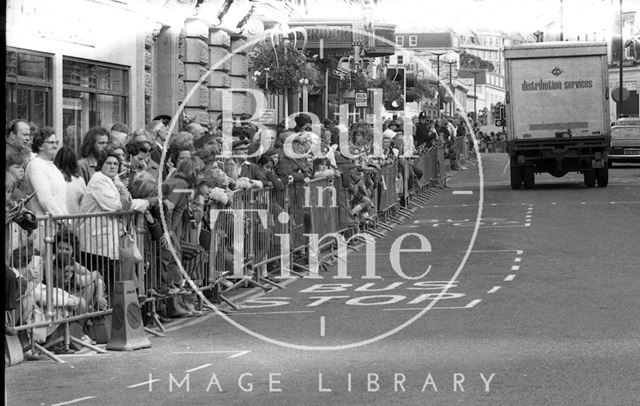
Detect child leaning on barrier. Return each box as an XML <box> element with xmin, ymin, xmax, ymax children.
<box><xmin>9</xmin><ymin>248</ymin><xmax>82</xmax><ymax>342</ymax></box>
<box><xmin>52</xmin><ymin>252</ymin><xmax>108</xmax><ymax>312</ymax></box>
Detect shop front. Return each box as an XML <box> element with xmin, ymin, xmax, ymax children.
<box><xmin>6</xmin><ymin>0</ymin><xmax>146</xmax><ymax>150</ymax></box>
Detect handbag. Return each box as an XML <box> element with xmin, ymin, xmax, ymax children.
<box><xmin>119</xmin><ymin>231</ymin><xmax>143</xmax><ymax>263</ymax></box>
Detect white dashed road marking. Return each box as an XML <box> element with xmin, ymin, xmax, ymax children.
<box><xmin>383</xmin><ymin>299</ymin><xmax>482</xmax><ymax>311</ymax></box>
<box><xmin>185</xmin><ymin>364</ymin><xmax>212</xmax><ymax>373</ymax></box>
<box><xmin>51</xmin><ymin>397</ymin><xmax>97</xmax><ymax>406</ymax></box>
<box><xmin>487</xmin><ymin>286</ymin><xmax>501</xmax><ymax>294</ymax></box>
<box><xmin>128</xmin><ymin>376</ymin><xmax>161</xmax><ymax>389</ymax></box>
<box><xmin>504</xmin><ymin>274</ymin><xmax>516</xmax><ymax>282</ymax></box>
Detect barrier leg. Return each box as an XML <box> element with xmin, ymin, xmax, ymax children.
<box><xmin>42</xmin><ymin>336</ymin><xmax>64</xmax><ymax>350</ymax></box>
<box><xmin>257</xmin><ymin>275</ymin><xmax>285</xmax><ymax>289</ymax></box>
<box><xmin>145</xmin><ymin>301</ymin><xmax>166</xmax><ymax>335</ymax></box>
<box><xmin>365</xmin><ymin>228</ymin><xmax>385</xmax><ymax>238</ymax></box>
<box><xmin>144</xmin><ymin>326</ymin><xmax>165</xmax><ymax>337</ymax></box>
<box><xmin>292</xmin><ymin>262</ymin><xmax>310</xmax><ymax>273</ymax></box>
<box><xmin>31</xmin><ymin>343</ymin><xmax>65</xmax><ymax>363</ymax></box>
<box><xmin>376</xmin><ymin>221</ymin><xmax>393</xmax><ymax>231</ymax></box>
<box><xmin>274</xmin><ymin>267</ymin><xmax>305</xmax><ymax>279</ymax></box>
<box><xmin>219</xmin><ymin>294</ymin><xmax>240</xmax><ymax>310</ymax></box>
<box><xmin>68</xmin><ymin>335</ymin><xmax>107</xmax><ymax>353</ymax></box>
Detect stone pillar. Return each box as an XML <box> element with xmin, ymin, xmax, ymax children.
<box><xmin>183</xmin><ymin>18</ymin><xmax>210</xmax><ymax>125</ymax></box>
<box><xmin>208</xmin><ymin>28</ymin><xmax>231</xmax><ymax>123</ymax></box>
<box><xmin>143</xmin><ymin>31</ymin><xmax>156</xmax><ymax>125</ymax></box>
<box><xmin>154</xmin><ymin>27</ymin><xmax>185</xmax><ymax>127</ymax></box>
<box><xmin>229</xmin><ymin>33</ymin><xmax>250</xmax><ymax>115</ymax></box>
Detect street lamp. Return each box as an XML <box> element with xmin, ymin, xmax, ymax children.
<box><xmin>445</xmin><ymin>59</ymin><xmax>456</xmax><ymax>116</ymax></box>
<box><xmin>619</xmin><ymin>0</ymin><xmax>624</xmax><ymax>117</ymax></box>
<box><xmin>470</xmin><ymin>70</ymin><xmax>481</xmax><ymax>125</ymax></box>
<box><xmin>429</xmin><ymin>52</ymin><xmax>445</xmax><ymax>111</ymax></box>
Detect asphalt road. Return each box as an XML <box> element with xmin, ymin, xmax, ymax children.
<box><xmin>6</xmin><ymin>153</ymin><xmax>640</xmax><ymax>406</ymax></box>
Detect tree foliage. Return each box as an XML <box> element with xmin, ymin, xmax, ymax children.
<box><xmin>459</xmin><ymin>51</ymin><xmax>494</xmax><ymax>72</ymax></box>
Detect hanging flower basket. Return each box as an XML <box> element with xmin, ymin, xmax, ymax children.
<box><xmin>341</xmin><ymin>70</ymin><xmax>371</xmax><ymax>91</ymax></box>
<box><xmin>249</xmin><ymin>42</ymin><xmax>320</xmax><ymax>95</ymax></box>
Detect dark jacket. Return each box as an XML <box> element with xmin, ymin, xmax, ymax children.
<box><xmin>415</xmin><ymin>123</ymin><xmax>435</xmax><ymax>148</ymax></box>
<box><xmin>161</xmin><ymin>176</ymin><xmax>190</xmax><ymax>242</ymax></box>
<box><xmin>275</xmin><ymin>153</ymin><xmax>312</xmax><ymax>184</ymax></box>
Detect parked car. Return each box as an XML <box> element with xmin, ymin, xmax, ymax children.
<box><xmin>609</xmin><ymin>124</ymin><xmax>640</xmax><ymax>166</ymax></box>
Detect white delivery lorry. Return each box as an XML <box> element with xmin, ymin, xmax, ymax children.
<box><xmin>503</xmin><ymin>41</ymin><xmax>610</xmax><ymax>189</ymax></box>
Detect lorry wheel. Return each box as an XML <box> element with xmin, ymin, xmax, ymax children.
<box><xmin>510</xmin><ymin>166</ymin><xmax>523</xmax><ymax>190</ymax></box>
<box><xmin>583</xmin><ymin>170</ymin><xmax>596</xmax><ymax>188</ymax></box>
<box><xmin>523</xmin><ymin>167</ymin><xmax>535</xmax><ymax>189</ymax></box>
<box><xmin>596</xmin><ymin>167</ymin><xmax>609</xmax><ymax>187</ymax></box>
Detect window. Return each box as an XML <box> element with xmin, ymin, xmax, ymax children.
<box><xmin>384</xmin><ymin>56</ymin><xmax>390</xmax><ymax>64</ymax></box>
<box><xmin>396</xmin><ymin>36</ymin><xmax>404</xmax><ymax>46</ymax></box>
<box><xmin>6</xmin><ymin>48</ymin><xmax>53</xmax><ymax>128</ymax></box>
<box><xmin>62</xmin><ymin>58</ymin><xmax>128</xmax><ymax>153</ymax></box>
<box><xmin>396</xmin><ymin>55</ymin><xmax>404</xmax><ymax>65</ymax></box>
<box><xmin>409</xmin><ymin>35</ymin><xmax>417</xmax><ymax>46</ymax></box>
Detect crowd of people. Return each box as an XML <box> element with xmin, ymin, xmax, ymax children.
<box><xmin>5</xmin><ymin>111</ymin><xmax>475</xmax><ymax>352</ymax></box>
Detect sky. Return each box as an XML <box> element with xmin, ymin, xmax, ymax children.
<box><xmin>302</xmin><ymin>0</ymin><xmax>640</xmax><ymax>39</ymax></box>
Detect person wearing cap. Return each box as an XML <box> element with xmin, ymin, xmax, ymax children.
<box><xmin>153</xmin><ymin>115</ymin><xmax>172</xmax><ymax>128</ymax></box>
<box><xmin>293</xmin><ymin>113</ymin><xmax>312</xmax><ymax>133</ymax></box>
<box><xmin>223</xmin><ymin>139</ymin><xmax>266</xmax><ymax>189</ymax></box>
<box><xmin>415</xmin><ymin>112</ymin><xmax>432</xmax><ymax>149</ymax></box>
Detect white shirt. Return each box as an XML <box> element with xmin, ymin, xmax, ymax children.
<box><xmin>66</xmin><ymin>175</ymin><xmax>87</xmax><ymax>215</ymax></box>
<box><xmin>25</xmin><ymin>155</ymin><xmax>68</xmax><ymax>216</ymax></box>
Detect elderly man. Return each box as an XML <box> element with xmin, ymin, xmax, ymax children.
<box><xmin>223</xmin><ymin>139</ymin><xmax>266</xmax><ymax>188</ymax></box>
<box><xmin>143</xmin><ymin>120</ymin><xmax>170</xmax><ymax>180</ymax></box>
<box><xmin>109</xmin><ymin>122</ymin><xmax>130</xmax><ymax>149</ymax></box>
<box><xmin>6</xmin><ymin>119</ymin><xmax>31</xmax><ymax>162</ymax></box>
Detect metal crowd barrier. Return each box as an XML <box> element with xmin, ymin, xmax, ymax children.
<box><xmin>5</xmin><ymin>146</ymin><xmax>450</xmax><ymax>364</ymax></box>
<box><xmin>377</xmin><ymin>163</ymin><xmax>398</xmax><ymax>213</ymax></box>
<box><xmin>414</xmin><ymin>148</ymin><xmax>439</xmax><ymax>188</ymax></box>
<box><xmin>5</xmin><ymin>210</ymin><xmax>141</xmax><ymax>362</ymax></box>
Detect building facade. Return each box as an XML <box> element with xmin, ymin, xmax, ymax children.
<box><xmin>6</xmin><ymin>0</ymin><xmax>147</xmax><ymax>151</ymax></box>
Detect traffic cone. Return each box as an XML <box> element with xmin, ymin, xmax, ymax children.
<box><xmin>106</xmin><ymin>281</ymin><xmax>151</xmax><ymax>351</ymax></box>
